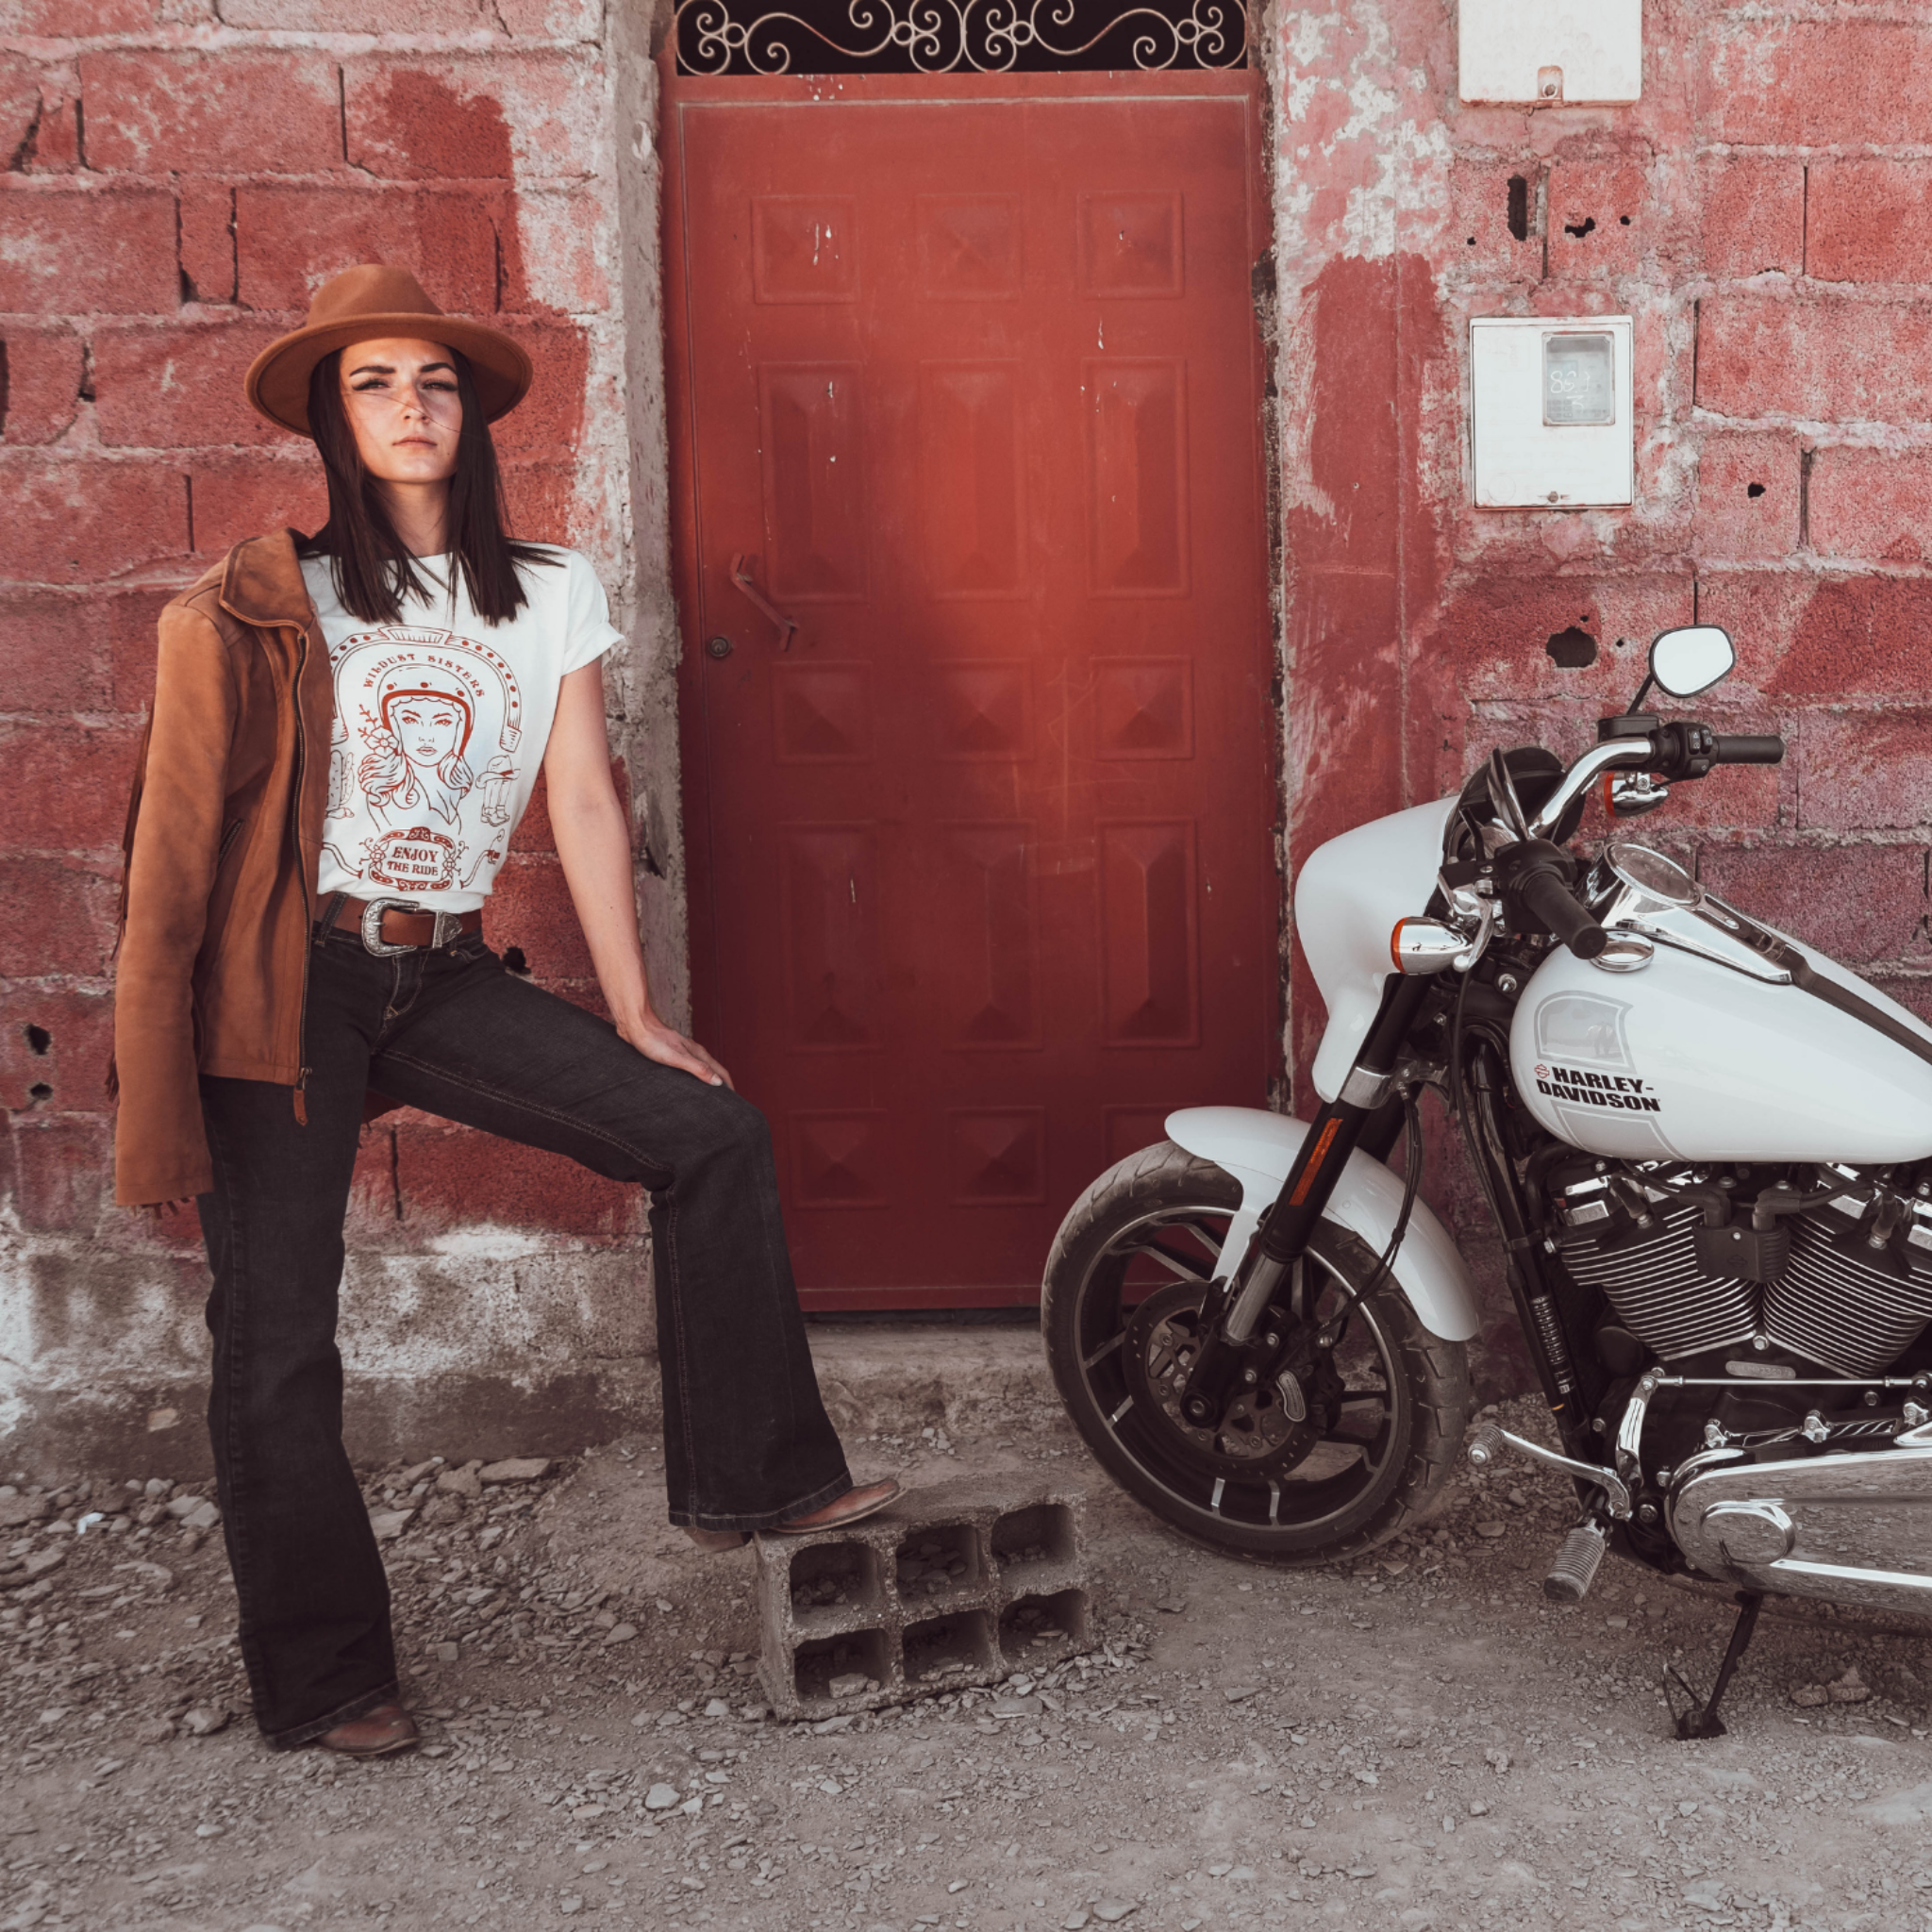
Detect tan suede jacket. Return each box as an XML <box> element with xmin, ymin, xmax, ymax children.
<box><xmin>113</xmin><ymin>531</ymin><xmax>333</xmax><ymax>1206</ymax></box>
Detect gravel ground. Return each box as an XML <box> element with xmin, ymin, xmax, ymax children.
<box><xmin>8</xmin><ymin>1392</ymin><xmax>1932</xmax><ymax>1932</ymax></box>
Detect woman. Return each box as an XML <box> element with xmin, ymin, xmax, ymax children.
<box><xmin>111</xmin><ymin>264</ymin><xmax>897</xmax><ymax>1759</ymax></box>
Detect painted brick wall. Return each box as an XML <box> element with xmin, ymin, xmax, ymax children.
<box><xmin>0</xmin><ymin>3</ymin><xmax>682</xmax><ymax>1474</ymax></box>
<box><xmin>1270</xmin><ymin>1</ymin><xmax>1932</xmax><ymax>1384</ymax></box>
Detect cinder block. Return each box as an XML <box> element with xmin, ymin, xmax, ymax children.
<box><xmin>0</xmin><ymin>983</ymin><xmax>112</xmax><ymax>1113</ymax></box>
<box><xmin>2</xmin><ymin>721</ymin><xmax>146</xmax><ymax>853</ymax></box>
<box><xmin>0</xmin><ymin>857</ymin><xmax>120</xmax><ymax>981</ymax></box>
<box><xmin>1693</xmin><ymin>430</ymin><xmax>1801</xmax><ymax>562</ymax></box>
<box><xmin>1421</xmin><ymin>573</ymin><xmax>1692</xmax><ymax>708</ymax></box>
<box><xmin>490</xmin><ymin>321</ymin><xmax>590</xmax><ymax>464</ymax></box>
<box><xmin>79</xmin><ymin>51</ymin><xmax>343</xmax><ymax>175</ymax></box>
<box><xmin>500</xmin><ymin>461</ymin><xmax>576</xmax><ymax>547</ymax></box>
<box><xmin>1697</xmin><ymin>842</ymin><xmax>1924</xmax><ymax>964</ymax></box>
<box><xmin>485</xmin><ymin>854</ymin><xmax>596</xmax><ymax>979</ymax></box>
<box><xmin>1545</xmin><ymin>159</ymin><xmax>1647</xmax><ymax>278</ymax></box>
<box><xmin>1701</xmin><ymin>570</ymin><xmax>1932</xmax><ymax>703</ymax></box>
<box><xmin>93</xmin><ymin>323</ymin><xmax>286</xmax><ymax>450</ymax></box>
<box><xmin>503</xmin><ymin>188</ymin><xmax>613</xmax><ymax>313</ymax></box>
<box><xmin>186</xmin><ymin>454</ymin><xmax>326</xmax><ymax>559</ymax></box>
<box><xmin>219</xmin><ymin>0</ymin><xmax>494</xmax><ymax>28</ymax></box>
<box><xmin>177</xmin><ymin>184</ymin><xmax>237</xmax><ymax>306</ymax></box>
<box><xmin>0</xmin><ymin>56</ymin><xmax>42</xmax><ymax>167</ymax></box>
<box><xmin>343</xmin><ymin>54</ymin><xmax>608</xmax><ymax>184</ymax></box>
<box><xmin>1808</xmin><ymin>162</ymin><xmax>1932</xmax><ymax>286</ymax></box>
<box><xmin>1442</xmin><ymin>161</ymin><xmax>1543</xmax><ymax>283</ymax></box>
<box><xmin>1695</xmin><ymin>295</ymin><xmax>1932</xmax><ymax>424</ymax></box>
<box><xmin>0</xmin><ymin>458</ymin><xmax>189</xmax><ymax>585</ymax></box>
<box><xmin>1700</xmin><ymin>158</ymin><xmax>1803</xmax><ymax>280</ymax></box>
<box><xmin>0</xmin><ymin>326</ymin><xmax>85</xmax><ymax>449</ymax></box>
<box><xmin>1795</xmin><ymin>707</ymin><xmax>1932</xmax><ymax>834</ymax></box>
<box><xmin>754</xmin><ymin>1477</ymin><xmax>1090</xmax><ymax>1722</ymax></box>
<box><xmin>0</xmin><ymin>589</ymin><xmax>116</xmax><ymax>713</ymax></box>
<box><xmin>234</xmin><ymin>185</ymin><xmax>504</xmax><ymax>315</ymax></box>
<box><xmin>0</xmin><ymin>186</ymin><xmax>178</xmax><ymax>316</ymax></box>
<box><xmin>1698</xmin><ymin>21</ymin><xmax>1932</xmax><ymax>147</ymax></box>
<box><xmin>394</xmin><ymin>1119</ymin><xmax>640</xmax><ymax>1238</ymax></box>
<box><xmin>1811</xmin><ymin>446</ymin><xmax>1932</xmax><ymax>564</ymax></box>
<box><xmin>12</xmin><ymin>1114</ymin><xmax>113</xmax><ymax>1236</ymax></box>
<box><xmin>3</xmin><ymin>0</ymin><xmax>158</xmax><ymax>30</ymax></box>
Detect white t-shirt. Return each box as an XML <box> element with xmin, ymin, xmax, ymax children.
<box><xmin>301</xmin><ymin>547</ymin><xmax>623</xmax><ymax>913</ymax></box>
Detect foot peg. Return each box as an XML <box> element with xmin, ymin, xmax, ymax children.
<box><xmin>1542</xmin><ymin>1522</ymin><xmax>1607</xmax><ymax>1602</ymax></box>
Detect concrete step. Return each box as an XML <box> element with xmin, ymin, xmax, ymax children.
<box><xmin>806</xmin><ymin>1321</ymin><xmax>1058</xmax><ymax>1439</ymax></box>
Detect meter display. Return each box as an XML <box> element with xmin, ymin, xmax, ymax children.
<box><xmin>1543</xmin><ymin>332</ymin><xmax>1615</xmax><ymax>426</ymax></box>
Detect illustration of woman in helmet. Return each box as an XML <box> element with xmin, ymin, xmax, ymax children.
<box><xmin>358</xmin><ymin>666</ymin><xmax>476</xmax><ymax>828</ymax></box>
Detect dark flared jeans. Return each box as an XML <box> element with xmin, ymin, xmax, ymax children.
<box><xmin>194</xmin><ymin>922</ymin><xmax>851</xmax><ymax>1747</ymax></box>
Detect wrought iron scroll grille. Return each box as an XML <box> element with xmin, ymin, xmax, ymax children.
<box><xmin>674</xmin><ymin>0</ymin><xmax>1247</xmax><ymax>74</ymax></box>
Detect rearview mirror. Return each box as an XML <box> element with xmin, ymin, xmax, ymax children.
<box><xmin>1648</xmin><ymin>625</ymin><xmax>1734</xmax><ymax>699</ymax></box>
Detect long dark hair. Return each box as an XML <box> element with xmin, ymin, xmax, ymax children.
<box><xmin>295</xmin><ymin>345</ymin><xmax>558</xmax><ymax>625</ymax></box>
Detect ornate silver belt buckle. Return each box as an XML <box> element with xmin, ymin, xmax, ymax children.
<box><xmin>430</xmin><ymin>909</ymin><xmax>463</xmax><ymax>950</ymax></box>
<box><xmin>359</xmin><ymin>896</ymin><xmax>423</xmax><ymax>957</ymax></box>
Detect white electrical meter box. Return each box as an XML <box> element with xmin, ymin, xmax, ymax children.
<box><xmin>1469</xmin><ymin>315</ymin><xmax>1634</xmax><ymax>508</ymax></box>
<box><xmin>1458</xmin><ymin>0</ymin><xmax>1641</xmax><ymax>106</ymax></box>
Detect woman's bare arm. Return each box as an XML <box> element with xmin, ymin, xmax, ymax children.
<box><xmin>542</xmin><ymin>662</ymin><xmax>731</xmax><ymax>1088</ymax></box>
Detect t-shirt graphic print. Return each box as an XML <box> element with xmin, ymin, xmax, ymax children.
<box><xmin>327</xmin><ymin>626</ymin><xmax>522</xmax><ymax>894</ymax></box>
<box><xmin>302</xmin><ymin>547</ymin><xmax>623</xmax><ymax>914</ymax></box>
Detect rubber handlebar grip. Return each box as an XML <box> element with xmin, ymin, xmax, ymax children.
<box><xmin>1711</xmin><ymin>734</ymin><xmax>1785</xmax><ymax>765</ymax></box>
<box><xmin>1518</xmin><ymin>867</ymin><xmax>1608</xmax><ymax>961</ymax></box>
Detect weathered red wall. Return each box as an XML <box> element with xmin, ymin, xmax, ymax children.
<box><xmin>0</xmin><ymin>4</ymin><xmax>672</xmax><ymax>1473</ymax></box>
<box><xmin>1272</xmin><ymin>3</ymin><xmax>1932</xmax><ymax>1383</ymax></box>
<box><xmin>10</xmin><ymin>1</ymin><xmax>1928</xmax><ymax>1454</ymax></box>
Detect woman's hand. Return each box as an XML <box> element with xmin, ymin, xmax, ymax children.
<box><xmin>619</xmin><ymin>1013</ymin><xmax>734</xmax><ymax>1091</ymax></box>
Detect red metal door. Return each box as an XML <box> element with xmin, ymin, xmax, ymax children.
<box><xmin>664</xmin><ymin>72</ymin><xmax>1275</xmax><ymax>1307</ymax></box>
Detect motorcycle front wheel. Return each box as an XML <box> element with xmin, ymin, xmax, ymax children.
<box><xmin>1042</xmin><ymin>1140</ymin><xmax>1473</xmax><ymax>1560</ymax></box>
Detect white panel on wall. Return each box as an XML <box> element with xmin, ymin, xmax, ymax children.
<box><xmin>1458</xmin><ymin>0</ymin><xmax>1641</xmax><ymax>106</ymax></box>
<box><xmin>1470</xmin><ymin>316</ymin><xmax>1635</xmax><ymax>509</ymax></box>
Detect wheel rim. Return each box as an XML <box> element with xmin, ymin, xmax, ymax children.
<box><xmin>1069</xmin><ymin>1198</ymin><xmax>1405</xmax><ymax>1535</ymax></box>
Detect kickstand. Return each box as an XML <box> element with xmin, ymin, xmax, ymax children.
<box><xmin>1664</xmin><ymin>1591</ymin><xmax>1764</xmax><ymax>1740</ymax></box>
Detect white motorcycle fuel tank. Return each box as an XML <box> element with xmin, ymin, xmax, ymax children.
<box><xmin>1510</xmin><ymin>926</ymin><xmax>1932</xmax><ymax>1166</ymax></box>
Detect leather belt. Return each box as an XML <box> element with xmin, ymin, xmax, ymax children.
<box><xmin>325</xmin><ymin>894</ymin><xmax>483</xmax><ymax>957</ymax></box>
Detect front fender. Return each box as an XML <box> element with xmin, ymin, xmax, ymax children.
<box><xmin>1165</xmin><ymin>1106</ymin><xmax>1480</xmax><ymax>1343</ymax></box>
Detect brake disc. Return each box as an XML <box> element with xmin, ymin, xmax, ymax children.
<box><xmin>1120</xmin><ymin>1281</ymin><xmax>1323</xmax><ymax>1480</ymax></box>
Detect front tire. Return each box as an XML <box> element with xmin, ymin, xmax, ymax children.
<box><xmin>1041</xmin><ymin>1140</ymin><xmax>1473</xmax><ymax>1560</ymax></box>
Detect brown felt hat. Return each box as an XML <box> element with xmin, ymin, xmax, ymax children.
<box><xmin>243</xmin><ymin>263</ymin><xmax>532</xmax><ymax>437</ymax></box>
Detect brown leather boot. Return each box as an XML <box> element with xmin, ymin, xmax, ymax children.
<box><xmin>317</xmin><ymin>1702</ymin><xmax>419</xmax><ymax>1757</ymax></box>
<box><xmin>683</xmin><ymin>1526</ymin><xmax>752</xmax><ymax>1552</ymax></box>
<box><xmin>772</xmin><ymin>1478</ymin><xmax>902</xmax><ymax>1535</ymax></box>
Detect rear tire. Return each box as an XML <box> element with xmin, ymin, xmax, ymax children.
<box><xmin>1041</xmin><ymin>1140</ymin><xmax>1473</xmax><ymax>1560</ymax></box>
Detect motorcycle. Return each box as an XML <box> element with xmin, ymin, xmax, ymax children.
<box><xmin>1042</xmin><ymin>625</ymin><xmax>1932</xmax><ymax>1736</ymax></box>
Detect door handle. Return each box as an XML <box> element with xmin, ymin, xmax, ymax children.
<box><xmin>729</xmin><ymin>553</ymin><xmax>798</xmax><ymax>652</ymax></box>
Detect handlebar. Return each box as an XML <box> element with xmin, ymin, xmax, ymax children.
<box><xmin>1494</xmin><ymin>839</ymin><xmax>1609</xmax><ymax>961</ymax></box>
<box><xmin>1711</xmin><ymin>734</ymin><xmax>1785</xmax><ymax>765</ymax></box>
<box><xmin>1518</xmin><ymin>724</ymin><xmax>1790</xmax><ymax>842</ymax></box>
<box><xmin>1518</xmin><ymin>867</ymin><xmax>1609</xmax><ymax>960</ymax></box>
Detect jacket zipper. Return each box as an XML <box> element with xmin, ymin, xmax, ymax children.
<box><xmin>290</xmin><ymin>621</ymin><xmax>314</xmax><ymax>1126</ymax></box>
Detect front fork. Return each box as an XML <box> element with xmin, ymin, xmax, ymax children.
<box><xmin>1177</xmin><ymin>975</ymin><xmax>1431</xmax><ymax>1427</ymax></box>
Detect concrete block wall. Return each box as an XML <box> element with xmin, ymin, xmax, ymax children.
<box><xmin>9</xmin><ymin>0</ymin><xmax>1930</xmax><ymax>1458</ymax></box>
<box><xmin>1266</xmin><ymin>0</ymin><xmax>1932</xmax><ymax>1384</ymax></box>
<box><xmin>0</xmin><ymin>2</ymin><xmax>682</xmax><ymax>1475</ymax></box>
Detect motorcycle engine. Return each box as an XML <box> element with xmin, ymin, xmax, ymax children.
<box><xmin>1549</xmin><ymin>1157</ymin><xmax>1932</xmax><ymax>1378</ymax></box>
